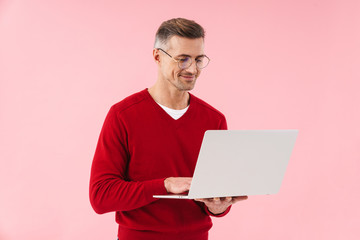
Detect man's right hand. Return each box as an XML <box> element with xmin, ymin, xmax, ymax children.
<box><xmin>164</xmin><ymin>177</ymin><xmax>192</xmax><ymax>194</ymax></box>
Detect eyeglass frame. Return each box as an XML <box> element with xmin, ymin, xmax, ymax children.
<box><xmin>156</xmin><ymin>48</ymin><xmax>210</xmax><ymax>69</ymax></box>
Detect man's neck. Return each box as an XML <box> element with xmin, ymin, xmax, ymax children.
<box><xmin>148</xmin><ymin>84</ymin><xmax>190</xmax><ymax>110</ymax></box>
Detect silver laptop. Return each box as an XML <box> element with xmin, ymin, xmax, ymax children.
<box><xmin>153</xmin><ymin>129</ymin><xmax>298</xmax><ymax>199</ymax></box>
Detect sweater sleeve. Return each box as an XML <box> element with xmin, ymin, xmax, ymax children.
<box><xmin>205</xmin><ymin>204</ymin><xmax>231</xmax><ymax>217</ymax></box>
<box><xmin>89</xmin><ymin>106</ymin><xmax>168</xmax><ymax>214</ymax></box>
<box><xmin>219</xmin><ymin>114</ymin><xmax>228</xmax><ymax>130</ymax></box>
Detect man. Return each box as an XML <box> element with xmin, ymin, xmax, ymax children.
<box><xmin>89</xmin><ymin>18</ymin><xmax>247</xmax><ymax>240</ymax></box>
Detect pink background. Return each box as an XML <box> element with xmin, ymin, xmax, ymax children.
<box><xmin>1</xmin><ymin>0</ymin><xmax>359</xmax><ymax>239</ymax></box>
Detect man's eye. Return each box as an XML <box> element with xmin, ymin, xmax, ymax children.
<box><xmin>179</xmin><ymin>57</ymin><xmax>191</xmax><ymax>62</ymax></box>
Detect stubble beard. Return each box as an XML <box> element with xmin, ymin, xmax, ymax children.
<box><xmin>173</xmin><ymin>76</ymin><xmax>197</xmax><ymax>91</ymax></box>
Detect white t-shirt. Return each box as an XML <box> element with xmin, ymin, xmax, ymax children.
<box><xmin>157</xmin><ymin>102</ymin><xmax>189</xmax><ymax>120</ymax></box>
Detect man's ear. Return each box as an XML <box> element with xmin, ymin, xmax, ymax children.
<box><xmin>153</xmin><ymin>48</ymin><xmax>160</xmax><ymax>63</ymax></box>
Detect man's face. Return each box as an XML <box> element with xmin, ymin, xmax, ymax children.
<box><xmin>158</xmin><ymin>36</ymin><xmax>205</xmax><ymax>91</ymax></box>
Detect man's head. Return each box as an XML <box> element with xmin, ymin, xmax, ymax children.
<box><xmin>153</xmin><ymin>18</ymin><xmax>208</xmax><ymax>92</ymax></box>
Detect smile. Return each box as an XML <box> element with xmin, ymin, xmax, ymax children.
<box><xmin>181</xmin><ymin>75</ymin><xmax>195</xmax><ymax>80</ymax></box>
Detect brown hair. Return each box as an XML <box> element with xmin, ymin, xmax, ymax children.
<box><xmin>154</xmin><ymin>18</ymin><xmax>205</xmax><ymax>49</ymax></box>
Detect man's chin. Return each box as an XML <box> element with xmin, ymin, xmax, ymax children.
<box><xmin>182</xmin><ymin>83</ymin><xmax>196</xmax><ymax>91</ymax></box>
<box><xmin>173</xmin><ymin>79</ymin><xmax>197</xmax><ymax>91</ymax></box>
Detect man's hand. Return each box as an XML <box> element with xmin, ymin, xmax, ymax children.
<box><xmin>195</xmin><ymin>196</ymin><xmax>248</xmax><ymax>215</ymax></box>
<box><xmin>164</xmin><ymin>177</ymin><xmax>192</xmax><ymax>194</ymax></box>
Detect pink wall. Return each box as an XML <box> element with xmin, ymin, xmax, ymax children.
<box><xmin>1</xmin><ymin>0</ymin><xmax>359</xmax><ymax>239</ymax></box>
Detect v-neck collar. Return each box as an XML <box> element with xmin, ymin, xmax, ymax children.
<box><xmin>143</xmin><ymin>88</ymin><xmax>195</xmax><ymax>126</ymax></box>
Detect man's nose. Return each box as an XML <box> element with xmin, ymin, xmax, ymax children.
<box><xmin>185</xmin><ymin>60</ymin><xmax>198</xmax><ymax>74</ymax></box>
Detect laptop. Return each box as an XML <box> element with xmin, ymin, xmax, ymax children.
<box><xmin>153</xmin><ymin>129</ymin><xmax>298</xmax><ymax>199</ymax></box>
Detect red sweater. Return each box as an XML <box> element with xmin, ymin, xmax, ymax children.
<box><xmin>90</xmin><ymin>89</ymin><xmax>230</xmax><ymax>240</ymax></box>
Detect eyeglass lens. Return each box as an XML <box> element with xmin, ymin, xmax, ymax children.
<box><xmin>178</xmin><ymin>56</ymin><xmax>209</xmax><ymax>69</ymax></box>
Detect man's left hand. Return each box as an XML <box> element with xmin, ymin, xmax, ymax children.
<box><xmin>195</xmin><ymin>196</ymin><xmax>248</xmax><ymax>215</ymax></box>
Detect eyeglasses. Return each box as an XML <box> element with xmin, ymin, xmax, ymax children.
<box><xmin>156</xmin><ymin>48</ymin><xmax>210</xmax><ymax>69</ymax></box>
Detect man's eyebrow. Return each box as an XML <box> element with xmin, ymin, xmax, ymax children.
<box><xmin>174</xmin><ymin>54</ymin><xmax>206</xmax><ymax>58</ymax></box>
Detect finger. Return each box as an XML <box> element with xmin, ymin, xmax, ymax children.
<box><xmin>184</xmin><ymin>177</ymin><xmax>192</xmax><ymax>183</ymax></box>
<box><xmin>194</xmin><ymin>198</ymin><xmax>206</xmax><ymax>203</ymax></box>
<box><xmin>232</xmin><ymin>196</ymin><xmax>248</xmax><ymax>204</ymax></box>
<box><xmin>225</xmin><ymin>197</ymin><xmax>232</xmax><ymax>202</ymax></box>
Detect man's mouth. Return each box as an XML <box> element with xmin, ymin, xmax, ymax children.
<box><xmin>180</xmin><ymin>75</ymin><xmax>195</xmax><ymax>80</ymax></box>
